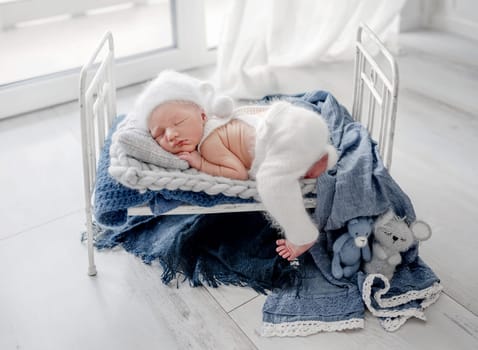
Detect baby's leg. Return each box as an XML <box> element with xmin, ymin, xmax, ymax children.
<box><xmin>256</xmin><ymin>165</ymin><xmax>319</xmax><ymax>261</ymax></box>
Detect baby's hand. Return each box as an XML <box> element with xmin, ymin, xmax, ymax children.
<box><xmin>178</xmin><ymin>151</ymin><xmax>202</xmax><ymax>169</ymax></box>
<box><xmin>304</xmin><ymin>154</ymin><xmax>328</xmax><ymax>179</ymax></box>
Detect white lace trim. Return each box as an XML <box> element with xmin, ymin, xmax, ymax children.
<box><xmin>362</xmin><ymin>273</ymin><xmax>443</xmax><ymax>332</ymax></box>
<box><xmin>261</xmin><ymin>318</ymin><xmax>364</xmax><ymax>337</ymax></box>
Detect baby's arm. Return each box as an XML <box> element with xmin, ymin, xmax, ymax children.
<box><xmin>179</xmin><ymin>133</ymin><xmax>249</xmax><ymax>180</ymax></box>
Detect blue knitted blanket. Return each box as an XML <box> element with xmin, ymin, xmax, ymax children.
<box><xmin>92</xmin><ymin>90</ymin><xmax>441</xmax><ymax>334</ymax></box>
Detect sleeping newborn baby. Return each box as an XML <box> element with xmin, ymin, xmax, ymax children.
<box><xmin>132</xmin><ymin>70</ymin><xmax>338</xmax><ymax>260</ymax></box>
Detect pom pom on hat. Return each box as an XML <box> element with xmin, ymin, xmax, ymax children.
<box><xmin>131</xmin><ymin>70</ymin><xmax>234</xmax><ymax>130</ymax></box>
<box><xmin>212</xmin><ymin>94</ymin><xmax>234</xmax><ymax>118</ymax></box>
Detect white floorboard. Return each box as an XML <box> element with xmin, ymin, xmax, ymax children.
<box><xmin>0</xmin><ymin>213</ymin><xmax>255</xmax><ymax>350</ymax></box>
<box><xmin>0</xmin><ymin>29</ymin><xmax>477</xmax><ymax>349</ymax></box>
<box><xmin>0</xmin><ymin>109</ymin><xmax>84</xmax><ymax>239</ymax></box>
<box><xmin>392</xmin><ymin>90</ymin><xmax>478</xmax><ymax>315</ymax></box>
<box><xmin>392</xmin><ymin>31</ymin><xmax>478</xmax><ymax>315</ymax></box>
<box><xmin>205</xmin><ymin>285</ymin><xmax>259</xmax><ymax>314</ymax></box>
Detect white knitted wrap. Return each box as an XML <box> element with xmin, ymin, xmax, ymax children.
<box><xmin>108</xmin><ymin>105</ymin><xmax>318</xmax><ymax>199</ymax></box>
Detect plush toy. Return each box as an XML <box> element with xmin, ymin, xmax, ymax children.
<box><xmin>364</xmin><ymin>209</ymin><xmax>432</xmax><ymax>280</ymax></box>
<box><xmin>331</xmin><ymin>217</ymin><xmax>374</xmax><ymax>279</ymax></box>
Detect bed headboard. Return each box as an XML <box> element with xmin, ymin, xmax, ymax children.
<box><xmin>352</xmin><ymin>23</ymin><xmax>399</xmax><ymax>170</ymax></box>
<box><xmin>79</xmin><ymin>31</ymin><xmax>116</xmax><ymax>276</ymax></box>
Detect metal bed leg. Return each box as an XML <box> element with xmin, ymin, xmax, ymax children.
<box><xmin>86</xmin><ymin>208</ymin><xmax>97</xmax><ymax>276</ymax></box>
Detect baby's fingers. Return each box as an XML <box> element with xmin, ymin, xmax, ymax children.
<box><xmin>178</xmin><ymin>152</ymin><xmax>190</xmax><ymax>160</ymax></box>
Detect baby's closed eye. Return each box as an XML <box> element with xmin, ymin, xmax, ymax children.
<box><xmin>175</xmin><ymin>117</ymin><xmax>188</xmax><ymax>125</ymax></box>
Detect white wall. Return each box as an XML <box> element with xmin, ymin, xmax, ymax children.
<box><xmin>401</xmin><ymin>0</ymin><xmax>478</xmax><ymax>41</ymax></box>
<box><xmin>429</xmin><ymin>0</ymin><xmax>478</xmax><ymax>40</ymax></box>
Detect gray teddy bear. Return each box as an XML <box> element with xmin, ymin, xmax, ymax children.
<box><xmin>364</xmin><ymin>209</ymin><xmax>432</xmax><ymax>280</ymax></box>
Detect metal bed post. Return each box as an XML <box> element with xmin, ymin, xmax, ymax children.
<box><xmin>352</xmin><ymin>23</ymin><xmax>399</xmax><ymax>171</ymax></box>
<box><xmin>80</xmin><ymin>31</ymin><xmax>116</xmax><ymax>276</ymax></box>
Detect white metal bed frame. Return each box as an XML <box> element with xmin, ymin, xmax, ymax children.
<box><xmin>79</xmin><ymin>24</ymin><xmax>399</xmax><ymax>276</ymax></box>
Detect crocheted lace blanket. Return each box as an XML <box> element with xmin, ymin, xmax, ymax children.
<box><xmin>108</xmin><ymin>105</ymin><xmax>317</xmax><ymax>200</ymax></box>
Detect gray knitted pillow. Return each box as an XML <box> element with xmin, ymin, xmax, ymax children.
<box><xmin>114</xmin><ymin>127</ymin><xmax>189</xmax><ymax>170</ymax></box>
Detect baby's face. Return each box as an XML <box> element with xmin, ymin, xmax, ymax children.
<box><xmin>148</xmin><ymin>102</ymin><xmax>206</xmax><ymax>154</ymax></box>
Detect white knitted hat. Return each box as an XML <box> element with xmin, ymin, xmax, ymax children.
<box><xmin>131</xmin><ymin>70</ymin><xmax>234</xmax><ymax>130</ymax></box>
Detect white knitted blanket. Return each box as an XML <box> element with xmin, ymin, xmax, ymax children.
<box><xmin>108</xmin><ymin>106</ymin><xmax>318</xmax><ymax>200</ymax></box>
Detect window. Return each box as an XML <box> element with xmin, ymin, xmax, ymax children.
<box><xmin>0</xmin><ymin>0</ymin><xmax>223</xmax><ymax>118</ymax></box>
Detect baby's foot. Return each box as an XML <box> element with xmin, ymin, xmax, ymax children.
<box><xmin>276</xmin><ymin>239</ymin><xmax>316</xmax><ymax>261</ymax></box>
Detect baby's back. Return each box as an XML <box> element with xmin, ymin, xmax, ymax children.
<box><xmin>200</xmin><ymin>119</ymin><xmax>257</xmax><ymax>170</ymax></box>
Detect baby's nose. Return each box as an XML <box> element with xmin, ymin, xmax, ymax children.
<box><xmin>165</xmin><ymin>128</ymin><xmax>178</xmax><ymax>141</ymax></box>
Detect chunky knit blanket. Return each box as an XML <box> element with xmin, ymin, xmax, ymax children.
<box><xmin>92</xmin><ymin>90</ymin><xmax>441</xmax><ymax>335</ymax></box>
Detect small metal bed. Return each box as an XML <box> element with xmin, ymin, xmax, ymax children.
<box><xmin>80</xmin><ymin>23</ymin><xmax>399</xmax><ymax>276</ymax></box>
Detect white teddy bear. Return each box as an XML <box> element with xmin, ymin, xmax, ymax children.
<box><xmin>363</xmin><ymin>209</ymin><xmax>432</xmax><ymax>280</ymax></box>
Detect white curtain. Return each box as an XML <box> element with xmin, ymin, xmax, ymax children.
<box><xmin>214</xmin><ymin>0</ymin><xmax>406</xmax><ymax>99</ymax></box>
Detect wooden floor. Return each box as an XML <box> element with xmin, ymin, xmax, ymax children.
<box><xmin>0</xmin><ymin>29</ymin><xmax>477</xmax><ymax>349</ymax></box>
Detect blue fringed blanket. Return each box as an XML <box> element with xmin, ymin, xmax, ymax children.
<box><xmin>92</xmin><ymin>90</ymin><xmax>441</xmax><ymax>335</ymax></box>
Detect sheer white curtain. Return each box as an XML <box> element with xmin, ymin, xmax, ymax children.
<box><xmin>214</xmin><ymin>0</ymin><xmax>405</xmax><ymax>99</ymax></box>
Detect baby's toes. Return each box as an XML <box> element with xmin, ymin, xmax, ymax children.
<box><xmin>276</xmin><ymin>239</ymin><xmax>286</xmax><ymax>246</ymax></box>
<box><xmin>279</xmin><ymin>250</ymin><xmax>291</xmax><ymax>259</ymax></box>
